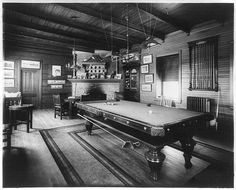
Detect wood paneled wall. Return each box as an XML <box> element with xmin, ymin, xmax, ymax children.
<box><xmin>3</xmin><ymin>47</ymin><xmax>73</xmax><ymax>108</ymax></box>
<box><xmin>140</xmin><ymin>21</ymin><xmax>233</xmax><ymax>119</ymax></box>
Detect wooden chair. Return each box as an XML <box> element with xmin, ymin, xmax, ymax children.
<box><xmin>53</xmin><ymin>94</ymin><xmax>69</xmax><ymax>120</ymax></box>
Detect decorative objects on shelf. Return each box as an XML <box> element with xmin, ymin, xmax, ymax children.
<box><xmin>82</xmin><ymin>54</ymin><xmax>106</xmax><ymax>79</ymax></box>
<box><xmin>141</xmin><ymin>84</ymin><xmax>152</xmax><ymax>92</ymax></box>
<box><xmin>144</xmin><ymin>74</ymin><xmax>154</xmax><ymax>83</ymax></box>
<box><xmin>141</xmin><ymin>64</ymin><xmax>149</xmax><ymax>74</ymax></box>
<box><xmin>142</xmin><ymin>54</ymin><xmax>153</xmax><ymax>64</ymax></box>
<box><xmin>120</xmin><ymin>51</ymin><xmax>140</xmax><ymax>64</ymax></box>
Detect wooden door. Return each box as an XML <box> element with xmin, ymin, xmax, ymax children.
<box><xmin>21</xmin><ymin>69</ymin><xmax>41</xmax><ymax>108</ymax></box>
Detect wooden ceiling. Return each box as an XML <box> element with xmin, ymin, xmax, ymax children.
<box><xmin>3</xmin><ymin>3</ymin><xmax>233</xmax><ymax>55</ymax></box>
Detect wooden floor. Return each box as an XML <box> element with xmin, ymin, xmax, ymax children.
<box><xmin>2</xmin><ymin>109</ymin><xmax>234</xmax><ymax>187</ymax></box>
<box><xmin>3</xmin><ymin>109</ymin><xmax>85</xmax><ymax>187</ymax></box>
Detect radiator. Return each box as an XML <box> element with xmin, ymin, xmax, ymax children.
<box><xmin>187</xmin><ymin>96</ymin><xmax>211</xmax><ymax>113</ymax></box>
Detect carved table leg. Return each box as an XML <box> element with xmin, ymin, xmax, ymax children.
<box><xmin>145</xmin><ymin>146</ymin><xmax>166</xmax><ymax>181</ymax></box>
<box><xmin>180</xmin><ymin>137</ymin><xmax>196</xmax><ymax>169</ymax></box>
<box><xmin>85</xmin><ymin>121</ymin><xmax>93</xmax><ymax>135</ymax></box>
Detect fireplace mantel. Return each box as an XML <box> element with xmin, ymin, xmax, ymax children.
<box><xmin>69</xmin><ymin>79</ymin><xmax>122</xmax><ymax>100</ymax></box>
<box><xmin>68</xmin><ymin>79</ymin><xmax>121</xmax><ymax>83</ymax></box>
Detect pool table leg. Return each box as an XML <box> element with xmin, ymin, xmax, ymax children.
<box><xmin>85</xmin><ymin>121</ymin><xmax>93</xmax><ymax>135</ymax></box>
<box><xmin>180</xmin><ymin>137</ymin><xmax>196</xmax><ymax>169</ymax></box>
<box><xmin>145</xmin><ymin>146</ymin><xmax>166</xmax><ymax>181</ymax></box>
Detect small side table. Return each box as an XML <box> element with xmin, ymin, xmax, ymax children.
<box><xmin>9</xmin><ymin>104</ymin><xmax>34</xmax><ymax>133</ymax></box>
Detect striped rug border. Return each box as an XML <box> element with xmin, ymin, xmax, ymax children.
<box><xmin>69</xmin><ymin>130</ymin><xmax>142</xmax><ymax>186</ymax></box>
<box><xmin>40</xmin><ymin>124</ymin><xmax>140</xmax><ymax>187</ymax></box>
<box><xmin>40</xmin><ymin>126</ymin><xmax>85</xmax><ymax>186</ymax></box>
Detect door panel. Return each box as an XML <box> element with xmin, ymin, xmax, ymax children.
<box><xmin>21</xmin><ymin>69</ymin><xmax>41</xmax><ymax>108</ymax></box>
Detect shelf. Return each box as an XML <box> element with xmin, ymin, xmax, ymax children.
<box><xmin>68</xmin><ymin>79</ymin><xmax>121</xmax><ymax>83</ymax></box>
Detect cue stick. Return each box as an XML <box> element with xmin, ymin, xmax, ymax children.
<box><xmin>77</xmin><ymin>113</ymin><xmax>140</xmax><ymax>149</ymax></box>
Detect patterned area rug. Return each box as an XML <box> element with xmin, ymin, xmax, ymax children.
<box><xmin>40</xmin><ymin>124</ymin><xmax>209</xmax><ymax>187</ymax></box>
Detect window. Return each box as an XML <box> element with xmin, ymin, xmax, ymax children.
<box><xmin>188</xmin><ymin>37</ymin><xmax>218</xmax><ymax>91</ymax></box>
<box><xmin>156</xmin><ymin>53</ymin><xmax>181</xmax><ymax>101</ymax></box>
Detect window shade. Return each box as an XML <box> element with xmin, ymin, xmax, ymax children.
<box><xmin>189</xmin><ymin>37</ymin><xmax>218</xmax><ymax>91</ymax></box>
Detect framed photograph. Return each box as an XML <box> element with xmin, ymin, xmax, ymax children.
<box><xmin>141</xmin><ymin>84</ymin><xmax>152</xmax><ymax>92</ymax></box>
<box><xmin>4</xmin><ymin>61</ymin><xmax>14</xmax><ymax>69</ymax></box>
<box><xmin>143</xmin><ymin>54</ymin><xmax>153</xmax><ymax>64</ymax></box>
<box><xmin>52</xmin><ymin>65</ymin><xmax>61</xmax><ymax>77</ymax></box>
<box><xmin>4</xmin><ymin>69</ymin><xmax>14</xmax><ymax>78</ymax></box>
<box><xmin>4</xmin><ymin>79</ymin><xmax>15</xmax><ymax>87</ymax></box>
<box><xmin>141</xmin><ymin>65</ymin><xmax>149</xmax><ymax>74</ymax></box>
<box><xmin>51</xmin><ymin>85</ymin><xmax>63</xmax><ymax>89</ymax></box>
<box><xmin>21</xmin><ymin>60</ymin><xmax>40</xmax><ymax>69</ymax></box>
<box><xmin>144</xmin><ymin>74</ymin><xmax>154</xmax><ymax>83</ymax></box>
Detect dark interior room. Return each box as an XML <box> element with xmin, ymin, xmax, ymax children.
<box><xmin>2</xmin><ymin>1</ymin><xmax>234</xmax><ymax>188</ymax></box>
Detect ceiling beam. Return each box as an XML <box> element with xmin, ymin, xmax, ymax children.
<box><xmin>3</xmin><ymin>9</ymin><xmax>128</xmax><ymax>49</ymax></box>
<box><xmin>3</xmin><ymin>4</ymin><xmax>141</xmax><ymax>44</ymax></box>
<box><xmin>136</xmin><ymin>3</ymin><xmax>191</xmax><ymax>34</ymax></box>
<box><xmin>4</xmin><ymin>23</ymin><xmax>113</xmax><ymax>51</ymax></box>
<box><xmin>4</xmin><ymin>31</ymin><xmax>96</xmax><ymax>52</ymax></box>
<box><xmin>58</xmin><ymin>3</ymin><xmax>165</xmax><ymax>41</ymax></box>
<box><xmin>4</xmin><ymin>40</ymin><xmax>74</xmax><ymax>56</ymax></box>
<box><xmin>4</xmin><ymin>33</ymin><xmax>96</xmax><ymax>52</ymax></box>
<box><xmin>4</xmin><ymin>37</ymin><xmax>73</xmax><ymax>53</ymax></box>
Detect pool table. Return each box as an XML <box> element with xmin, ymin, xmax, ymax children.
<box><xmin>76</xmin><ymin>100</ymin><xmax>213</xmax><ymax>181</ymax></box>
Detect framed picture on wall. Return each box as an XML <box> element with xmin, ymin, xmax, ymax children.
<box><xmin>21</xmin><ymin>60</ymin><xmax>40</xmax><ymax>69</ymax></box>
<box><xmin>47</xmin><ymin>80</ymin><xmax>66</xmax><ymax>85</ymax></box>
<box><xmin>144</xmin><ymin>74</ymin><xmax>154</xmax><ymax>83</ymax></box>
<box><xmin>141</xmin><ymin>65</ymin><xmax>149</xmax><ymax>74</ymax></box>
<box><xmin>4</xmin><ymin>79</ymin><xmax>15</xmax><ymax>87</ymax></box>
<box><xmin>141</xmin><ymin>84</ymin><xmax>152</xmax><ymax>92</ymax></box>
<box><xmin>4</xmin><ymin>69</ymin><xmax>14</xmax><ymax>78</ymax></box>
<box><xmin>142</xmin><ymin>54</ymin><xmax>153</xmax><ymax>64</ymax></box>
<box><xmin>51</xmin><ymin>85</ymin><xmax>63</xmax><ymax>89</ymax></box>
<box><xmin>4</xmin><ymin>61</ymin><xmax>14</xmax><ymax>69</ymax></box>
<box><xmin>52</xmin><ymin>65</ymin><xmax>61</xmax><ymax>77</ymax></box>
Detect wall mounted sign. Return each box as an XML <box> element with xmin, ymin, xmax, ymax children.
<box><xmin>4</xmin><ymin>79</ymin><xmax>15</xmax><ymax>87</ymax></box>
<box><xmin>141</xmin><ymin>64</ymin><xmax>149</xmax><ymax>74</ymax></box>
<box><xmin>47</xmin><ymin>80</ymin><xmax>66</xmax><ymax>85</ymax></box>
<box><xmin>21</xmin><ymin>60</ymin><xmax>40</xmax><ymax>69</ymax></box>
<box><xmin>142</xmin><ymin>54</ymin><xmax>153</xmax><ymax>64</ymax></box>
<box><xmin>141</xmin><ymin>84</ymin><xmax>152</xmax><ymax>92</ymax></box>
<box><xmin>4</xmin><ymin>69</ymin><xmax>14</xmax><ymax>78</ymax></box>
<box><xmin>52</xmin><ymin>65</ymin><xmax>61</xmax><ymax>77</ymax></box>
<box><xmin>4</xmin><ymin>61</ymin><xmax>14</xmax><ymax>69</ymax></box>
<box><xmin>51</xmin><ymin>85</ymin><xmax>63</xmax><ymax>89</ymax></box>
<box><xmin>144</xmin><ymin>74</ymin><xmax>154</xmax><ymax>83</ymax></box>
